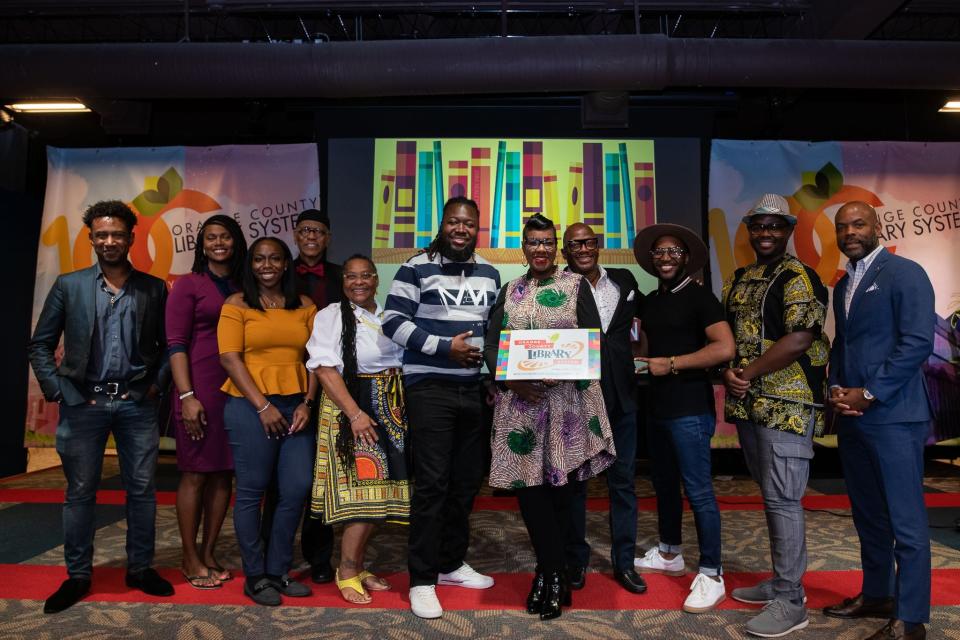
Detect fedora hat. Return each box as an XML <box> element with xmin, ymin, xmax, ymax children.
<box><xmin>633</xmin><ymin>223</ymin><xmax>709</xmax><ymax>277</ymax></box>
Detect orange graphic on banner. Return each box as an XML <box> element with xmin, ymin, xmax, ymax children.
<box><xmin>711</xmin><ymin>164</ymin><xmax>886</xmax><ymax>288</ymax></box>
<box><xmin>45</xmin><ymin>167</ymin><xmax>221</xmax><ymax>282</ymax></box>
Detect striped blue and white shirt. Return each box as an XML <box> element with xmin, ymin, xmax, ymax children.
<box><xmin>382</xmin><ymin>251</ymin><xmax>501</xmax><ymax>387</ymax></box>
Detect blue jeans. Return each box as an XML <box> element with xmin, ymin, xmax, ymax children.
<box><xmin>56</xmin><ymin>397</ymin><xmax>160</xmax><ymax>579</ymax></box>
<box><xmin>648</xmin><ymin>413</ymin><xmax>722</xmax><ymax>574</ymax></box>
<box><xmin>224</xmin><ymin>394</ymin><xmax>316</xmax><ymax>577</ymax></box>
<box><xmin>567</xmin><ymin>410</ymin><xmax>638</xmax><ymax>571</ymax></box>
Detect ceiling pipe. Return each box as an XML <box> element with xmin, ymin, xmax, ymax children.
<box><xmin>2</xmin><ymin>34</ymin><xmax>959</xmax><ymax>100</ymax></box>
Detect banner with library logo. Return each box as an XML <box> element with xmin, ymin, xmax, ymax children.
<box><xmin>26</xmin><ymin>144</ymin><xmax>319</xmax><ymax>445</ymax></box>
<box><xmin>708</xmin><ymin>140</ymin><xmax>959</xmax><ymax>445</ymax></box>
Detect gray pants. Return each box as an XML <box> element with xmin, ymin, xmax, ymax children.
<box><xmin>736</xmin><ymin>419</ymin><xmax>814</xmax><ymax>602</ymax></box>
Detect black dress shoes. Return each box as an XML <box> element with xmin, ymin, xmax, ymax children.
<box><xmin>614</xmin><ymin>568</ymin><xmax>648</xmax><ymax>594</ymax></box>
<box><xmin>526</xmin><ymin>572</ymin><xmax>546</xmax><ymax>614</ymax></box>
<box><xmin>539</xmin><ymin>571</ymin><xmax>572</xmax><ymax>621</ymax></box>
<box><xmin>823</xmin><ymin>593</ymin><xmax>894</xmax><ymax>619</ymax></box>
<box><xmin>44</xmin><ymin>578</ymin><xmax>91</xmax><ymax>614</ymax></box>
<box><xmin>567</xmin><ymin>565</ymin><xmax>586</xmax><ymax>590</ymax></box>
<box><xmin>865</xmin><ymin>619</ymin><xmax>926</xmax><ymax>640</ymax></box>
<box><xmin>125</xmin><ymin>568</ymin><xmax>174</xmax><ymax>597</ymax></box>
<box><xmin>311</xmin><ymin>563</ymin><xmax>335</xmax><ymax>584</ymax></box>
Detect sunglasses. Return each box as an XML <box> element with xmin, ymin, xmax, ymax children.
<box><xmin>747</xmin><ymin>222</ymin><xmax>790</xmax><ymax>234</ymax></box>
<box><xmin>650</xmin><ymin>247</ymin><xmax>686</xmax><ymax>258</ymax></box>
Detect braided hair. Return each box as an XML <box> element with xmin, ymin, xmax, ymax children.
<box><xmin>334</xmin><ymin>254</ymin><xmax>377</xmax><ymax>466</ymax></box>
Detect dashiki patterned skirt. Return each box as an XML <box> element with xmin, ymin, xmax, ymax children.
<box><xmin>310</xmin><ymin>369</ymin><xmax>410</xmax><ymax>525</ymax></box>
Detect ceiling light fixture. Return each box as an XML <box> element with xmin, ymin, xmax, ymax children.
<box><xmin>4</xmin><ymin>100</ymin><xmax>91</xmax><ymax>113</ymax></box>
<box><xmin>939</xmin><ymin>100</ymin><xmax>960</xmax><ymax>113</ymax></box>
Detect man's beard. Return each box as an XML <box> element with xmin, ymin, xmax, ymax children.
<box><xmin>438</xmin><ymin>235</ymin><xmax>477</xmax><ymax>262</ymax></box>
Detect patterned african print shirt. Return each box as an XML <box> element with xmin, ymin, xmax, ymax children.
<box><xmin>722</xmin><ymin>254</ymin><xmax>830</xmax><ymax>436</ymax></box>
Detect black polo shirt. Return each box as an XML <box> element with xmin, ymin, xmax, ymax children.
<box><xmin>641</xmin><ymin>277</ymin><xmax>725</xmax><ymax>419</ymax></box>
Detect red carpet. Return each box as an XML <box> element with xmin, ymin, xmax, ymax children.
<box><xmin>2</xmin><ymin>564</ymin><xmax>958</xmax><ymax>610</ymax></box>
<box><xmin>4</xmin><ymin>488</ymin><xmax>960</xmax><ymax>511</ymax></box>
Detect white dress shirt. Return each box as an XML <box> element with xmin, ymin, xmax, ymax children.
<box><xmin>306</xmin><ymin>301</ymin><xmax>403</xmax><ymax>373</ymax></box>
<box><xmin>585</xmin><ymin>266</ymin><xmax>620</xmax><ymax>333</ymax></box>
<box><xmin>843</xmin><ymin>244</ymin><xmax>885</xmax><ymax>316</ymax></box>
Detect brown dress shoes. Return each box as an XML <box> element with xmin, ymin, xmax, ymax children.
<box><xmin>864</xmin><ymin>619</ymin><xmax>926</xmax><ymax>639</ymax></box>
<box><xmin>822</xmin><ymin>593</ymin><xmax>894</xmax><ymax>619</ymax></box>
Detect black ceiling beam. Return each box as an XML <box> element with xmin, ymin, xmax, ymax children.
<box><xmin>805</xmin><ymin>0</ymin><xmax>907</xmax><ymax>39</ymax></box>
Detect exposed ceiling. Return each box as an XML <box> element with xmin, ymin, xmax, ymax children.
<box><xmin>1</xmin><ymin>1</ymin><xmax>958</xmax><ymax>44</ymax></box>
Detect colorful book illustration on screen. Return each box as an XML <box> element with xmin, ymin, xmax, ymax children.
<box><xmin>371</xmin><ymin>138</ymin><xmax>656</xmax><ymax>263</ymax></box>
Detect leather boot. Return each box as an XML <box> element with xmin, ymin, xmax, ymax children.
<box><xmin>526</xmin><ymin>572</ymin><xmax>546</xmax><ymax>614</ymax></box>
<box><xmin>539</xmin><ymin>571</ymin><xmax>571</xmax><ymax>620</ymax></box>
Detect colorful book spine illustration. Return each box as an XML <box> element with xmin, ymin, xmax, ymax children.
<box><xmin>471</xmin><ymin>147</ymin><xmax>492</xmax><ymax>247</ymax></box>
<box><xmin>583</xmin><ymin>143</ymin><xmax>605</xmax><ymax>245</ymax></box>
<box><xmin>604</xmin><ymin>153</ymin><xmax>622</xmax><ymax>248</ymax></box>
<box><xmin>522</xmin><ymin>141</ymin><xmax>543</xmax><ymax>222</ymax></box>
<box><xmin>566</xmin><ymin>162</ymin><xmax>584</xmax><ymax>228</ymax></box>
<box><xmin>448</xmin><ymin>160</ymin><xmax>468</xmax><ymax>200</ymax></box>
<box><xmin>395</xmin><ymin>141</ymin><xmax>416</xmax><ymax>214</ymax></box>
<box><xmin>618</xmin><ymin>143</ymin><xmax>635</xmax><ymax>242</ymax></box>
<box><xmin>505</xmin><ymin>151</ymin><xmax>521</xmax><ymax>248</ymax></box>
<box><xmin>543</xmin><ymin>171</ymin><xmax>559</xmax><ymax>232</ymax></box>
<box><xmin>432</xmin><ymin>141</ymin><xmax>444</xmax><ymax>227</ymax></box>
<box><xmin>634</xmin><ymin>161</ymin><xmax>656</xmax><ymax>229</ymax></box>
<box><xmin>490</xmin><ymin>141</ymin><xmax>507</xmax><ymax>248</ymax></box>
<box><xmin>374</xmin><ymin>170</ymin><xmax>395</xmax><ymax>248</ymax></box>
<box><xmin>416</xmin><ymin>151</ymin><xmax>434</xmax><ymax>248</ymax></box>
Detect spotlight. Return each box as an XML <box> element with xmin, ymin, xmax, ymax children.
<box><xmin>4</xmin><ymin>100</ymin><xmax>91</xmax><ymax>114</ymax></box>
<box><xmin>938</xmin><ymin>99</ymin><xmax>960</xmax><ymax>113</ymax></box>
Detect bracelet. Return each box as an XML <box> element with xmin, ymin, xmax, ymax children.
<box><xmin>670</xmin><ymin>356</ymin><xmax>679</xmax><ymax>375</ymax></box>
<box><xmin>256</xmin><ymin>401</ymin><xmax>272</xmax><ymax>415</ymax></box>
<box><xmin>178</xmin><ymin>390</ymin><xmax>195</xmax><ymax>400</ymax></box>
<box><xmin>349</xmin><ymin>410</ymin><xmax>363</xmax><ymax>423</ymax></box>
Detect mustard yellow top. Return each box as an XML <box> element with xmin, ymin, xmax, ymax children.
<box><xmin>217</xmin><ymin>302</ymin><xmax>317</xmax><ymax>398</ymax></box>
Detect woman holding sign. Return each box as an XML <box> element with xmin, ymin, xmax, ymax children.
<box><xmin>483</xmin><ymin>213</ymin><xmax>616</xmax><ymax>621</ymax></box>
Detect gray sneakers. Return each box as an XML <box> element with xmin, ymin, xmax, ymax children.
<box><xmin>732</xmin><ymin>578</ymin><xmax>807</xmax><ymax>605</ymax></box>
<box><xmin>745</xmin><ymin>599</ymin><xmax>809</xmax><ymax>638</ymax></box>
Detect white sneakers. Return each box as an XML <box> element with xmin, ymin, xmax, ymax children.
<box><xmin>409</xmin><ymin>585</ymin><xmax>443</xmax><ymax>619</ymax></box>
<box><xmin>410</xmin><ymin>564</ymin><xmax>495</xmax><ymax>619</ymax></box>
<box><xmin>634</xmin><ymin>547</ymin><xmax>687</xmax><ymax>576</ymax></box>
<box><xmin>437</xmin><ymin>563</ymin><xmax>495</xmax><ymax>589</ymax></box>
<box><xmin>682</xmin><ymin>573</ymin><xmax>726</xmax><ymax>613</ymax></box>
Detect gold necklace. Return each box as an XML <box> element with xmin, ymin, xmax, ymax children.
<box><xmin>259</xmin><ymin>294</ymin><xmax>283</xmax><ymax>309</ymax></box>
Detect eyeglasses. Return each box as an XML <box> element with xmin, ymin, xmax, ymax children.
<box><xmin>297</xmin><ymin>226</ymin><xmax>328</xmax><ymax>238</ymax></box>
<box><xmin>747</xmin><ymin>222</ymin><xmax>789</xmax><ymax>234</ymax></box>
<box><xmin>565</xmin><ymin>238</ymin><xmax>599</xmax><ymax>251</ymax></box>
<box><xmin>650</xmin><ymin>247</ymin><xmax>686</xmax><ymax>258</ymax></box>
<box><xmin>524</xmin><ymin>238</ymin><xmax>557</xmax><ymax>249</ymax></box>
<box><xmin>344</xmin><ymin>271</ymin><xmax>377</xmax><ymax>282</ymax></box>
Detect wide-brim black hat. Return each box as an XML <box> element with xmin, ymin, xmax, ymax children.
<box><xmin>633</xmin><ymin>223</ymin><xmax>709</xmax><ymax>277</ymax></box>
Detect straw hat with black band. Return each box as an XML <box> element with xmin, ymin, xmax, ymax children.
<box><xmin>633</xmin><ymin>223</ymin><xmax>709</xmax><ymax>278</ymax></box>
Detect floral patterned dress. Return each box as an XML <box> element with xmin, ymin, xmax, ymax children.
<box><xmin>486</xmin><ymin>269</ymin><xmax>616</xmax><ymax>489</ymax></box>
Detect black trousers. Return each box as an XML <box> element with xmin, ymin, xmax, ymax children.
<box><xmin>518</xmin><ymin>483</ymin><xmax>574</xmax><ymax>574</ymax></box>
<box><xmin>406</xmin><ymin>379</ymin><xmax>486</xmax><ymax>587</ymax></box>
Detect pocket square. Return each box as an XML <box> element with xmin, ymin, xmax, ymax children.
<box><xmin>865</xmin><ymin>283</ymin><xmax>880</xmax><ymax>293</ymax></box>
<box><xmin>626</xmin><ymin>290</ymin><xmax>636</xmax><ymax>302</ymax></box>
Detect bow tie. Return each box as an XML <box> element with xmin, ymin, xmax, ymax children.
<box><xmin>296</xmin><ymin>262</ymin><xmax>325</xmax><ymax>277</ymax></box>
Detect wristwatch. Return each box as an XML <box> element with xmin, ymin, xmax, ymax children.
<box><xmin>304</xmin><ymin>397</ymin><xmax>317</xmax><ymax>409</ymax></box>
<box><xmin>862</xmin><ymin>388</ymin><xmax>875</xmax><ymax>401</ymax></box>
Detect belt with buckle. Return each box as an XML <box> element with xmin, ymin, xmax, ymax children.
<box><xmin>86</xmin><ymin>381</ymin><xmax>129</xmax><ymax>398</ymax></box>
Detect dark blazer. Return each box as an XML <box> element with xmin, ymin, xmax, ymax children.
<box><xmin>829</xmin><ymin>249</ymin><xmax>934</xmax><ymax>425</ymax></box>
<box><xmin>595</xmin><ymin>267</ymin><xmax>644</xmax><ymax>417</ymax></box>
<box><xmin>28</xmin><ymin>264</ymin><xmax>170</xmax><ymax>406</ymax></box>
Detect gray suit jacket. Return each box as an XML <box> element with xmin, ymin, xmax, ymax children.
<box><xmin>28</xmin><ymin>264</ymin><xmax>170</xmax><ymax>406</ymax></box>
